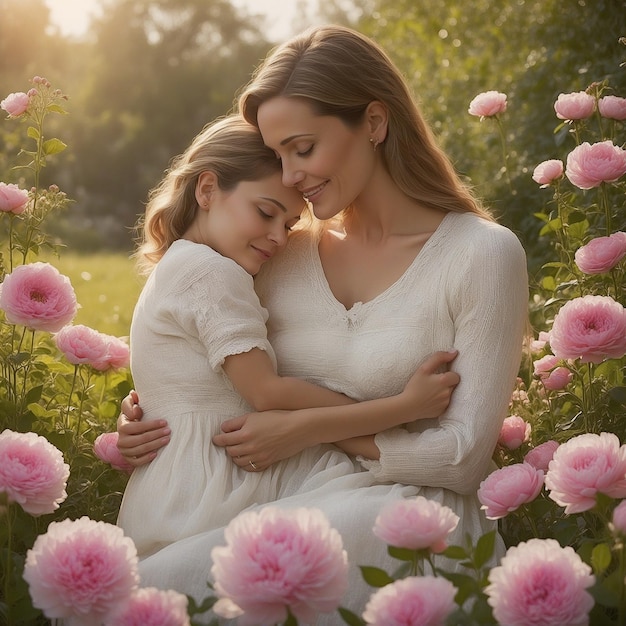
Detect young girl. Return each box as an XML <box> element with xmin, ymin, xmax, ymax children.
<box><xmin>117</xmin><ymin>114</ymin><xmax>459</xmax><ymax>559</ymax></box>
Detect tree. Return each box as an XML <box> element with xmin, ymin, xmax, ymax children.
<box><xmin>48</xmin><ymin>0</ymin><xmax>276</xmax><ymax>250</ymax></box>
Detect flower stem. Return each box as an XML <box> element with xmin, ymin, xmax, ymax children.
<box><xmin>495</xmin><ymin>116</ymin><xmax>512</xmax><ymax>192</ymax></box>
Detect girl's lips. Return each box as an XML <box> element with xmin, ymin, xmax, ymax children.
<box><xmin>301</xmin><ymin>181</ymin><xmax>327</xmax><ymax>202</ymax></box>
<box><xmin>251</xmin><ymin>246</ymin><xmax>272</xmax><ymax>260</ymax></box>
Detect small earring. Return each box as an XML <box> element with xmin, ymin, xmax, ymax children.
<box><xmin>369</xmin><ymin>137</ymin><xmax>379</xmax><ymax>152</ymax></box>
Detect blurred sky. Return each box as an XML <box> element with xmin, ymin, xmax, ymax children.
<box><xmin>43</xmin><ymin>0</ymin><xmax>309</xmax><ymax>41</ymax></box>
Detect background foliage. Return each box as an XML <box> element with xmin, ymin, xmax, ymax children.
<box><xmin>2</xmin><ymin>0</ymin><xmax>625</xmax><ymax>272</ymax></box>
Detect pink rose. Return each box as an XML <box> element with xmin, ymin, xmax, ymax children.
<box><xmin>23</xmin><ymin>516</ymin><xmax>139</xmax><ymax>624</ymax></box>
<box><xmin>211</xmin><ymin>506</ymin><xmax>348</xmax><ymax>625</ymax></box>
<box><xmin>0</xmin><ymin>429</ymin><xmax>69</xmax><ymax>515</ymax></box>
<box><xmin>104</xmin><ymin>587</ymin><xmax>190</xmax><ymax>626</ymax></box>
<box><xmin>362</xmin><ymin>576</ymin><xmax>457</xmax><ymax>626</ymax></box>
<box><xmin>554</xmin><ymin>91</ymin><xmax>596</xmax><ymax>120</ymax></box>
<box><xmin>94</xmin><ymin>432</ymin><xmax>134</xmax><ymax>473</ymax></box>
<box><xmin>533</xmin><ymin>354</ymin><xmax>559</xmax><ymax>377</ymax></box>
<box><xmin>0</xmin><ymin>262</ymin><xmax>78</xmax><ymax>332</ymax></box>
<box><xmin>532</xmin><ymin>159</ymin><xmax>564</xmax><ymax>187</ymax></box>
<box><xmin>530</xmin><ymin>330</ymin><xmax>551</xmax><ymax>353</ymax></box>
<box><xmin>565</xmin><ymin>140</ymin><xmax>626</xmax><ymax>189</ymax></box>
<box><xmin>1</xmin><ymin>91</ymin><xmax>30</xmax><ymax>117</ymax></box>
<box><xmin>486</xmin><ymin>538</ymin><xmax>595</xmax><ymax>626</ymax></box>
<box><xmin>373</xmin><ymin>495</ymin><xmax>459</xmax><ymax>553</ymax></box>
<box><xmin>549</xmin><ymin>295</ymin><xmax>626</xmax><ymax>364</ymax></box>
<box><xmin>0</xmin><ymin>182</ymin><xmax>29</xmax><ymax>214</ymax></box>
<box><xmin>543</xmin><ymin>366</ymin><xmax>573</xmax><ymax>390</ymax></box>
<box><xmin>468</xmin><ymin>90</ymin><xmax>507</xmax><ymax>117</ymax></box>
<box><xmin>524</xmin><ymin>440</ymin><xmax>560</xmax><ymax>472</ymax></box>
<box><xmin>102</xmin><ymin>334</ymin><xmax>130</xmax><ymax>369</ymax></box>
<box><xmin>611</xmin><ymin>500</ymin><xmax>626</xmax><ymax>536</ymax></box>
<box><xmin>497</xmin><ymin>414</ymin><xmax>531</xmax><ymax>450</ymax></box>
<box><xmin>55</xmin><ymin>324</ymin><xmax>111</xmax><ymax>370</ymax></box>
<box><xmin>598</xmin><ymin>95</ymin><xmax>626</xmax><ymax>120</ymax></box>
<box><xmin>478</xmin><ymin>463</ymin><xmax>544</xmax><ymax>520</ymax></box>
<box><xmin>545</xmin><ymin>432</ymin><xmax>626</xmax><ymax>514</ymax></box>
<box><xmin>575</xmin><ymin>232</ymin><xmax>626</xmax><ymax>274</ymax></box>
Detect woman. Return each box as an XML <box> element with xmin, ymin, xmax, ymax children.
<box><xmin>117</xmin><ymin>25</ymin><xmax>528</xmax><ymax>622</ymax></box>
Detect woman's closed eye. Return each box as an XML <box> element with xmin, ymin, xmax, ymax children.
<box><xmin>296</xmin><ymin>144</ymin><xmax>314</xmax><ymax>157</ymax></box>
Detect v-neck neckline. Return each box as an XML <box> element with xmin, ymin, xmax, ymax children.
<box><xmin>309</xmin><ymin>212</ymin><xmax>453</xmax><ymax>313</ymax></box>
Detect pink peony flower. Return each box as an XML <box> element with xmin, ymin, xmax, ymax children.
<box><xmin>478</xmin><ymin>463</ymin><xmax>544</xmax><ymax>520</ymax></box>
<box><xmin>497</xmin><ymin>414</ymin><xmax>531</xmax><ymax>450</ymax></box>
<box><xmin>468</xmin><ymin>90</ymin><xmax>507</xmax><ymax>117</ymax></box>
<box><xmin>611</xmin><ymin>500</ymin><xmax>626</xmax><ymax>536</ymax></box>
<box><xmin>575</xmin><ymin>232</ymin><xmax>626</xmax><ymax>274</ymax></box>
<box><xmin>23</xmin><ymin>516</ymin><xmax>139</xmax><ymax>625</ymax></box>
<box><xmin>211</xmin><ymin>506</ymin><xmax>348</xmax><ymax>625</ymax></box>
<box><xmin>1</xmin><ymin>91</ymin><xmax>30</xmax><ymax>117</ymax></box>
<box><xmin>565</xmin><ymin>140</ymin><xmax>626</xmax><ymax>189</ymax></box>
<box><xmin>373</xmin><ymin>495</ymin><xmax>459</xmax><ymax>553</ymax></box>
<box><xmin>545</xmin><ymin>432</ymin><xmax>626</xmax><ymax>514</ymax></box>
<box><xmin>104</xmin><ymin>587</ymin><xmax>190</xmax><ymax>626</ymax></box>
<box><xmin>554</xmin><ymin>91</ymin><xmax>596</xmax><ymax>120</ymax></box>
<box><xmin>103</xmin><ymin>335</ymin><xmax>130</xmax><ymax>369</ymax></box>
<box><xmin>0</xmin><ymin>429</ymin><xmax>69</xmax><ymax>515</ymax></box>
<box><xmin>94</xmin><ymin>432</ymin><xmax>134</xmax><ymax>473</ymax></box>
<box><xmin>598</xmin><ymin>95</ymin><xmax>626</xmax><ymax>120</ymax></box>
<box><xmin>549</xmin><ymin>295</ymin><xmax>626</xmax><ymax>364</ymax></box>
<box><xmin>486</xmin><ymin>538</ymin><xmax>594</xmax><ymax>626</ymax></box>
<box><xmin>524</xmin><ymin>440</ymin><xmax>560</xmax><ymax>472</ymax></box>
<box><xmin>0</xmin><ymin>182</ymin><xmax>29</xmax><ymax>214</ymax></box>
<box><xmin>0</xmin><ymin>262</ymin><xmax>78</xmax><ymax>332</ymax></box>
<box><xmin>532</xmin><ymin>159</ymin><xmax>564</xmax><ymax>187</ymax></box>
<box><xmin>362</xmin><ymin>576</ymin><xmax>457</xmax><ymax>626</ymax></box>
<box><xmin>55</xmin><ymin>324</ymin><xmax>111</xmax><ymax>370</ymax></box>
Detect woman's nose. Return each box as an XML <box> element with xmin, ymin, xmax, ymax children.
<box><xmin>281</xmin><ymin>161</ymin><xmax>304</xmax><ymax>188</ymax></box>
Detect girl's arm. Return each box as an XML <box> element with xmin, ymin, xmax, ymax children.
<box><xmin>212</xmin><ymin>350</ymin><xmax>459</xmax><ymax>471</ymax></box>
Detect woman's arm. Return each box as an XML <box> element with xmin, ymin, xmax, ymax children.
<box><xmin>212</xmin><ymin>350</ymin><xmax>459</xmax><ymax>470</ymax></box>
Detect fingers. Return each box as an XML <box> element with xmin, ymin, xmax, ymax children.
<box><xmin>219</xmin><ymin>414</ymin><xmax>247</xmax><ymax>433</ymax></box>
<box><xmin>121</xmin><ymin>391</ymin><xmax>143</xmax><ymax>422</ymax></box>
<box><xmin>117</xmin><ymin>419</ymin><xmax>170</xmax><ymax>462</ymax></box>
<box><xmin>421</xmin><ymin>350</ymin><xmax>458</xmax><ymax>373</ymax></box>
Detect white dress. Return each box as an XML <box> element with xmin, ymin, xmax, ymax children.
<box><xmin>121</xmin><ymin>213</ymin><xmax>529</xmax><ymax>624</ymax></box>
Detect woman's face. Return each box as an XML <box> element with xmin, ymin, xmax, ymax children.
<box><xmin>256</xmin><ymin>97</ymin><xmax>375</xmax><ymax>220</ymax></box>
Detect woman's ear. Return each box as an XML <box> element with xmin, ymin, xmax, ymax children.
<box><xmin>195</xmin><ymin>171</ymin><xmax>218</xmax><ymax>210</ymax></box>
<box><xmin>365</xmin><ymin>101</ymin><xmax>388</xmax><ymax>145</ymax></box>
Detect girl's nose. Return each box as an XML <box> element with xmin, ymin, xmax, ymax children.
<box><xmin>268</xmin><ymin>223</ymin><xmax>288</xmax><ymax>247</ymax></box>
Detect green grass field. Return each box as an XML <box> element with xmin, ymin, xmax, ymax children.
<box><xmin>40</xmin><ymin>251</ymin><xmax>145</xmax><ymax>339</ymax></box>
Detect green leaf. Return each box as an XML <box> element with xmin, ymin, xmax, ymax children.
<box><xmin>46</xmin><ymin>103</ymin><xmax>68</xmax><ymax>115</ymax></box>
<box><xmin>608</xmin><ymin>386</ymin><xmax>626</xmax><ymax>406</ymax></box>
<box><xmin>473</xmin><ymin>530</ymin><xmax>496</xmax><ymax>569</ymax></box>
<box><xmin>42</xmin><ymin>138</ymin><xmax>67</xmax><ymax>156</ymax></box>
<box><xmin>359</xmin><ymin>565</ymin><xmax>394</xmax><ymax>587</ymax></box>
<box><xmin>338</xmin><ymin>607</ymin><xmax>366</xmax><ymax>626</ymax></box>
<box><xmin>590</xmin><ymin>543</ymin><xmax>612</xmax><ymax>575</ymax></box>
<box><xmin>442</xmin><ymin>545</ymin><xmax>469</xmax><ymax>560</ymax></box>
<box><xmin>387</xmin><ymin>545</ymin><xmax>416</xmax><ymax>562</ymax></box>
<box><xmin>27</xmin><ymin>126</ymin><xmax>40</xmax><ymax>140</ymax></box>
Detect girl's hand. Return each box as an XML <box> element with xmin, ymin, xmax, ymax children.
<box><xmin>116</xmin><ymin>390</ymin><xmax>171</xmax><ymax>467</ymax></box>
<box><xmin>402</xmin><ymin>350</ymin><xmax>460</xmax><ymax>420</ymax></box>
<box><xmin>212</xmin><ymin>411</ymin><xmax>304</xmax><ymax>471</ymax></box>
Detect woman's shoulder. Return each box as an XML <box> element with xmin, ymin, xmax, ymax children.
<box><xmin>446</xmin><ymin>212</ymin><xmax>525</xmax><ymax>255</ymax></box>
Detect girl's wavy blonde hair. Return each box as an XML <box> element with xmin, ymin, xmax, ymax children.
<box><xmin>238</xmin><ymin>24</ymin><xmax>493</xmax><ymax>222</ymax></box>
<box><xmin>134</xmin><ymin>115</ymin><xmax>285</xmax><ymax>275</ymax></box>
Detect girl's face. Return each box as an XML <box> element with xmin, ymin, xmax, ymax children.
<box><xmin>256</xmin><ymin>97</ymin><xmax>375</xmax><ymax>220</ymax></box>
<box><xmin>191</xmin><ymin>171</ymin><xmax>304</xmax><ymax>276</ymax></box>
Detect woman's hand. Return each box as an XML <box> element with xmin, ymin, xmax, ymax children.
<box><xmin>116</xmin><ymin>390</ymin><xmax>171</xmax><ymax>467</ymax></box>
<box><xmin>402</xmin><ymin>350</ymin><xmax>460</xmax><ymax>420</ymax></box>
<box><xmin>212</xmin><ymin>411</ymin><xmax>306</xmax><ymax>472</ymax></box>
